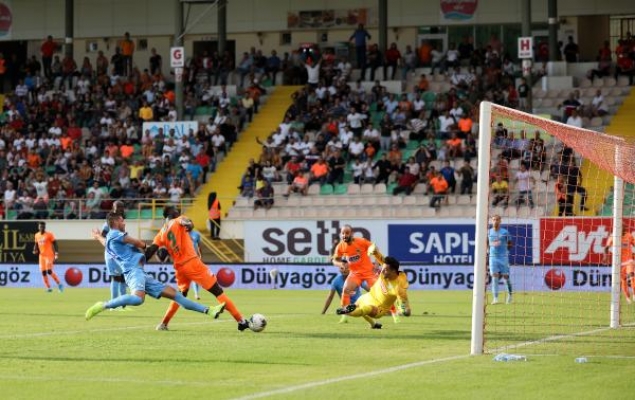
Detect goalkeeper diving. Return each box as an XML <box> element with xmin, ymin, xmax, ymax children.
<box><xmin>336</xmin><ymin>255</ymin><xmax>411</xmax><ymax>329</ymax></box>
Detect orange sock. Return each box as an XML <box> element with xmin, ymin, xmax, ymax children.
<box><xmin>341</xmin><ymin>293</ymin><xmax>350</xmax><ymax>307</ymax></box>
<box><xmin>217</xmin><ymin>293</ymin><xmax>243</xmax><ymax>322</ymax></box>
<box><xmin>50</xmin><ymin>271</ymin><xmax>60</xmax><ymax>285</ymax></box>
<box><xmin>622</xmin><ymin>278</ymin><xmax>630</xmax><ymax>298</ymax></box>
<box><xmin>161</xmin><ymin>301</ymin><xmax>181</xmax><ymax>325</ymax></box>
<box><xmin>43</xmin><ymin>274</ymin><xmax>50</xmax><ymax>288</ymax></box>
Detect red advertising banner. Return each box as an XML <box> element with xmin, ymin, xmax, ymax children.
<box><xmin>540</xmin><ymin>218</ymin><xmax>626</xmax><ymax>265</ymax></box>
<box><xmin>440</xmin><ymin>0</ymin><xmax>478</xmax><ymax>21</ymax></box>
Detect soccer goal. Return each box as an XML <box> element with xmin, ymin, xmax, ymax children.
<box><xmin>471</xmin><ymin>101</ymin><xmax>635</xmax><ymax>356</ymax></box>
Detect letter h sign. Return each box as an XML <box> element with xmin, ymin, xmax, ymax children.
<box><xmin>518</xmin><ymin>37</ymin><xmax>533</xmax><ymax>59</ymax></box>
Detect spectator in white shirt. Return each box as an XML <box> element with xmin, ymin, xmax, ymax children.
<box><xmin>346</xmin><ymin>107</ymin><xmax>368</xmax><ymax>137</ymax></box>
<box><xmin>348</xmin><ymin>136</ymin><xmax>365</xmax><ymax>161</ymax></box>
<box><xmin>100</xmin><ymin>150</ymin><xmax>115</xmax><ymax>166</ymax></box>
<box><xmin>566</xmin><ymin>109</ymin><xmax>583</xmax><ymax>128</ymax></box>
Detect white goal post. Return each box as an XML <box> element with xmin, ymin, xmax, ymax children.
<box><xmin>470</xmin><ymin>101</ymin><xmax>628</xmax><ymax>355</ymax></box>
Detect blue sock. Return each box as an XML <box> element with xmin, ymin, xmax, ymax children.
<box><xmin>173</xmin><ymin>292</ymin><xmax>207</xmax><ymax>313</ymax></box>
<box><xmin>109</xmin><ymin>280</ymin><xmax>118</xmax><ymax>300</ymax></box>
<box><xmin>105</xmin><ymin>294</ymin><xmax>144</xmax><ymax>309</ymax></box>
<box><xmin>492</xmin><ymin>277</ymin><xmax>500</xmax><ymax>299</ymax></box>
<box><xmin>118</xmin><ymin>281</ymin><xmax>127</xmax><ymax>297</ymax></box>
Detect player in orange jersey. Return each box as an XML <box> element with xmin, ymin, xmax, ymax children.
<box><xmin>333</xmin><ymin>224</ymin><xmax>395</xmax><ymax>322</ymax></box>
<box><xmin>604</xmin><ymin>224</ymin><xmax>635</xmax><ymax>304</ymax></box>
<box><xmin>33</xmin><ymin>222</ymin><xmax>63</xmax><ymax>292</ymax></box>
<box><xmin>145</xmin><ymin>206</ymin><xmax>250</xmax><ymax>331</ymax></box>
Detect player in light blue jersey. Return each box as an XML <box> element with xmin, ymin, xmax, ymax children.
<box><xmin>188</xmin><ymin>227</ymin><xmax>202</xmax><ymax>300</ymax></box>
<box><xmin>487</xmin><ymin>215</ymin><xmax>513</xmax><ymax>305</ymax></box>
<box><xmin>85</xmin><ymin>213</ymin><xmax>226</xmax><ymax>321</ymax></box>
<box><xmin>97</xmin><ymin>201</ymin><xmax>127</xmax><ymax>306</ymax></box>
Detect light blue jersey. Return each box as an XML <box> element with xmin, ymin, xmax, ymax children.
<box><xmin>189</xmin><ymin>230</ymin><xmax>201</xmax><ymax>250</ymax></box>
<box><xmin>331</xmin><ymin>274</ymin><xmax>361</xmax><ymax>303</ymax></box>
<box><xmin>488</xmin><ymin>227</ymin><xmax>511</xmax><ymax>274</ymax></box>
<box><xmin>105</xmin><ymin>229</ymin><xmax>165</xmax><ymax>298</ymax></box>
<box><xmin>105</xmin><ymin>229</ymin><xmax>145</xmax><ymax>273</ymax></box>
<box><xmin>102</xmin><ymin>222</ymin><xmax>122</xmax><ymax>276</ymax></box>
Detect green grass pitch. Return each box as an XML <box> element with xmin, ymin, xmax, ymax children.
<box><xmin>0</xmin><ymin>288</ymin><xmax>634</xmax><ymax>399</ymax></box>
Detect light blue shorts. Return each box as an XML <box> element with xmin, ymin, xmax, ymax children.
<box><xmin>489</xmin><ymin>257</ymin><xmax>510</xmax><ymax>275</ymax></box>
<box><xmin>105</xmin><ymin>256</ymin><xmax>123</xmax><ymax>276</ymax></box>
<box><xmin>124</xmin><ymin>268</ymin><xmax>166</xmax><ymax>299</ymax></box>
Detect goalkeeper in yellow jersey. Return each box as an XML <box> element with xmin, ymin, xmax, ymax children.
<box><xmin>336</xmin><ymin>256</ymin><xmax>411</xmax><ymax>329</ymax></box>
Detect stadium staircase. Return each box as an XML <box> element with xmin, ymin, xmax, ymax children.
<box><xmin>584</xmin><ymin>86</ymin><xmax>635</xmax><ymax>217</ymax></box>
<box><xmin>185</xmin><ymin>85</ymin><xmax>300</xmax><ymax>258</ymax></box>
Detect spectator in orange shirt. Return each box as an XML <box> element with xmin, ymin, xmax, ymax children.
<box><xmin>457</xmin><ymin>115</ymin><xmax>473</xmax><ymax>137</ymax></box>
<box><xmin>59</xmin><ymin>132</ymin><xmax>72</xmax><ymax>150</ymax></box>
<box><xmin>284</xmin><ymin>171</ymin><xmax>309</xmax><ymax>197</ymax></box>
<box><xmin>119</xmin><ymin>140</ymin><xmax>135</xmax><ymax>159</ymax></box>
<box><xmin>446</xmin><ymin>132</ymin><xmax>463</xmax><ymax>159</ymax></box>
<box><xmin>417</xmin><ymin>74</ymin><xmax>429</xmax><ymax>92</ymax></box>
<box><xmin>387</xmin><ymin>144</ymin><xmax>403</xmax><ymax>165</ymax></box>
<box><xmin>27</xmin><ymin>149</ymin><xmax>42</xmax><ymax>169</ymax></box>
<box><xmin>429</xmin><ymin>171</ymin><xmax>449</xmax><ymax>208</ymax></box>
<box><xmin>119</xmin><ymin>31</ymin><xmax>135</xmax><ymax>76</ymax></box>
<box><xmin>310</xmin><ymin>157</ymin><xmax>329</xmax><ymax>185</ymax></box>
<box><xmin>418</xmin><ymin>40</ymin><xmax>432</xmax><ymax>66</ymax></box>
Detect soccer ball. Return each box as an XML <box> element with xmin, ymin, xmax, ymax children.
<box><xmin>249</xmin><ymin>313</ymin><xmax>267</xmax><ymax>332</ymax></box>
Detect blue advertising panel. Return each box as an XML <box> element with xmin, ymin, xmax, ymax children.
<box><xmin>388</xmin><ymin>223</ymin><xmax>533</xmax><ymax>265</ymax></box>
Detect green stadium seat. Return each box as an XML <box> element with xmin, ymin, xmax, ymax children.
<box><xmin>406</xmin><ymin>140</ymin><xmax>420</xmax><ymax>150</ymax></box>
<box><xmin>195</xmin><ymin>106</ymin><xmax>211</xmax><ymax>116</ymax></box>
<box><xmin>387</xmin><ymin>183</ymin><xmax>398</xmax><ymax>194</ymax></box>
<box><xmin>154</xmin><ymin>209</ymin><xmax>164</xmax><ymax>218</ymax></box>
<box><xmin>126</xmin><ymin>209</ymin><xmax>140</xmax><ymax>219</ymax></box>
<box><xmin>6</xmin><ymin>209</ymin><xmax>18</xmax><ymax>220</ymax></box>
<box><xmin>320</xmin><ymin>184</ymin><xmax>334</xmax><ymax>195</ymax></box>
<box><xmin>334</xmin><ymin>184</ymin><xmax>348</xmax><ymax>195</ymax></box>
<box><xmin>140</xmin><ymin>209</ymin><xmax>153</xmax><ymax>219</ymax></box>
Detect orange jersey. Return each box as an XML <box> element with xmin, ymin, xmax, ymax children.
<box><xmin>35</xmin><ymin>231</ymin><xmax>56</xmax><ymax>258</ymax></box>
<box><xmin>334</xmin><ymin>237</ymin><xmax>374</xmax><ymax>274</ymax></box>
<box><xmin>153</xmin><ymin>216</ymin><xmax>198</xmax><ymax>267</ymax></box>
<box><xmin>607</xmin><ymin>232</ymin><xmax>635</xmax><ymax>263</ymax></box>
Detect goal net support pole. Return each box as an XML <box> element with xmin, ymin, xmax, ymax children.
<box><xmin>610</xmin><ymin>159</ymin><xmax>624</xmax><ymax>329</ymax></box>
<box><xmin>470</xmin><ymin>101</ymin><xmax>628</xmax><ymax>355</ymax></box>
<box><xmin>470</xmin><ymin>102</ymin><xmax>493</xmax><ymax>355</ymax></box>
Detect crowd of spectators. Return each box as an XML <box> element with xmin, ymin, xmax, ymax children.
<box><xmin>1</xmin><ymin>30</ymin><xmax>633</xmax><ymax>219</ymax></box>
<box><xmin>0</xmin><ymin>33</ymin><xmax>269</xmax><ymax>220</ymax></box>
<box><xmin>236</xmin><ymin>33</ymin><xmax>537</xmax><ymax>210</ymax></box>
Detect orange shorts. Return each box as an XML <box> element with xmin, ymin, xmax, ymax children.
<box><xmin>39</xmin><ymin>257</ymin><xmax>54</xmax><ymax>272</ymax></box>
<box><xmin>173</xmin><ymin>258</ymin><xmax>217</xmax><ymax>293</ymax></box>
<box><xmin>620</xmin><ymin>260</ymin><xmax>635</xmax><ymax>275</ymax></box>
<box><xmin>347</xmin><ymin>269</ymin><xmax>378</xmax><ymax>289</ymax></box>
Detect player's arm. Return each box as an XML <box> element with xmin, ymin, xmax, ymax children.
<box><xmin>32</xmin><ymin>241</ymin><xmax>39</xmax><ymax>255</ymax></box>
<box><xmin>603</xmin><ymin>237</ymin><xmax>613</xmax><ymax>264</ymax></box>
<box><xmin>123</xmin><ymin>235</ymin><xmax>147</xmax><ymax>251</ymax></box>
<box><xmin>179</xmin><ymin>216</ymin><xmax>193</xmax><ymax>230</ymax></box>
<box><xmin>196</xmin><ymin>244</ymin><xmax>202</xmax><ymax>258</ymax></box>
<box><xmin>333</xmin><ymin>256</ymin><xmax>348</xmax><ymax>273</ymax></box>
<box><xmin>367</xmin><ymin>242</ymin><xmax>385</xmax><ymax>264</ymax></box>
<box><xmin>52</xmin><ymin>240</ymin><xmax>59</xmax><ymax>260</ymax></box>
<box><xmin>91</xmin><ymin>228</ymin><xmax>106</xmax><ymax>247</ymax></box>
<box><xmin>397</xmin><ymin>289</ymin><xmax>411</xmax><ymax>317</ymax></box>
<box><xmin>321</xmin><ymin>289</ymin><xmax>336</xmax><ymax>314</ymax></box>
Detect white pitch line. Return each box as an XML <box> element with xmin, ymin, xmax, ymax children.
<box><xmin>0</xmin><ymin>320</ymin><xmax>226</xmax><ymax>339</ymax></box>
<box><xmin>232</xmin><ymin>322</ymin><xmax>635</xmax><ymax>400</ymax></box>
<box><xmin>0</xmin><ymin>375</ymin><xmax>218</xmax><ymax>387</ymax></box>
<box><xmin>230</xmin><ymin>354</ymin><xmax>470</xmax><ymax>400</ymax></box>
